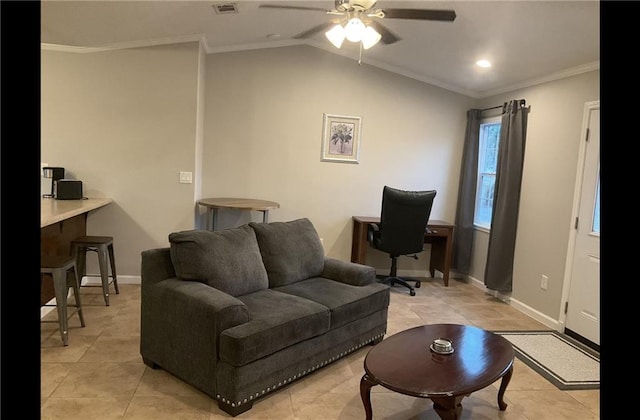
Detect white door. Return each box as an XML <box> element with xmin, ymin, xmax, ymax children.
<box><xmin>565</xmin><ymin>102</ymin><xmax>600</xmax><ymax>345</ymax></box>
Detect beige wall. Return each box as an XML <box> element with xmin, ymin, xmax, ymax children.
<box><xmin>203</xmin><ymin>45</ymin><xmax>474</xmax><ymax>271</ymax></box>
<box><xmin>41</xmin><ymin>42</ymin><xmax>203</xmax><ymax>277</ymax></box>
<box><xmin>40</xmin><ymin>41</ymin><xmax>599</xmax><ymax>329</ymax></box>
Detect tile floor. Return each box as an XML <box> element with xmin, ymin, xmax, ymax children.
<box><xmin>41</xmin><ymin>277</ymin><xmax>600</xmax><ymax>419</ymax></box>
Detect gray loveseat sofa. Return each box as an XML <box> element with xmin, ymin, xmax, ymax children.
<box><xmin>140</xmin><ymin>218</ymin><xmax>390</xmax><ymax>416</ymax></box>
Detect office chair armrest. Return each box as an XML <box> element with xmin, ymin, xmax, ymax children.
<box><xmin>322</xmin><ymin>257</ymin><xmax>377</xmax><ymax>287</ymax></box>
<box><xmin>367</xmin><ymin>223</ymin><xmax>380</xmax><ymax>243</ymax></box>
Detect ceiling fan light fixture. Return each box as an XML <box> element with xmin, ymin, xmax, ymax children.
<box><xmin>344</xmin><ymin>17</ymin><xmax>366</xmax><ymax>42</ymax></box>
<box><xmin>361</xmin><ymin>25</ymin><xmax>381</xmax><ymax>49</ymax></box>
<box><xmin>325</xmin><ymin>24</ymin><xmax>346</xmax><ymax>48</ymax></box>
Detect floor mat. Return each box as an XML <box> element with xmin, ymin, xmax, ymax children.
<box><xmin>493</xmin><ymin>330</ymin><xmax>599</xmax><ymax>390</ymax></box>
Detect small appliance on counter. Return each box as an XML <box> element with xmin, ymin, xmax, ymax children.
<box><xmin>42</xmin><ymin>166</ymin><xmax>65</xmax><ymax>198</ymax></box>
<box><xmin>55</xmin><ymin>179</ymin><xmax>84</xmax><ymax>200</ymax></box>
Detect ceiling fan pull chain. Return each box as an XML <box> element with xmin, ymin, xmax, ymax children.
<box><xmin>358</xmin><ymin>41</ymin><xmax>363</xmax><ymax>65</ymax></box>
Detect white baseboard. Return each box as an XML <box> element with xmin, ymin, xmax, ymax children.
<box><xmin>466</xmin><ymin>275</ymin><xmax>563</xmax><ymax>332</ymax></box>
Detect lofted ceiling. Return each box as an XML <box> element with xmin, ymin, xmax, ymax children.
<box><xmin>41</xmin><ymin>0</ymin><xmax>600</xmax><ymax>98</ymax></box>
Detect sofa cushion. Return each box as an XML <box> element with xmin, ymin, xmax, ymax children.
<box><xmin>168</xmin><ymin>225</ymin><xmax>269</xmax><ymax>297</ymax></box>
<box><xmin>249</xmin><ymin>218</ymin><xmax>325</xmax><ymax>287</ymax></box>
<box><xmin>274</xmin><ymin>278</ymin><xmax>390</xmax><ymax>329</ymax></box>
<box><xmin>219</xmin><ymin>289</ymin><xmax>330</xmax><ymax>366</ymax></box>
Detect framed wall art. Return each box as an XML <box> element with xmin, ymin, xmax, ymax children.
<box><xmin>321</xmin><ymin>113</ymin><xmax>361</xmax><ymax>164</ymax></box>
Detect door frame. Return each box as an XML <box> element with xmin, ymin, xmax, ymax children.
<box><xmin>559</xmin><ymin>100</ymin><xmax>599</xmax><ymax>330</ymax></box>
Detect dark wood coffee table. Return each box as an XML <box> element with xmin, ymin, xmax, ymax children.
<box><xmin>360</xmin><ymin>324</ymin><xmax>514</xmax><ymax>420</ymax></box>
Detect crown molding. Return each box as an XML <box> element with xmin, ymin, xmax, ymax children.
<box><xmin>41</xmin><ymin>35</ymin><xmax>599</xmax><ymax>100</ymax></box>
<box><xmin>41</xmin><ymin>34</ymin><xmax>204</xmax><ymax>53</ymax></box>
<box><xmin>477</xmin><ymin>61</ymin><xmax>600</xmax><ymax>98</ymax></box>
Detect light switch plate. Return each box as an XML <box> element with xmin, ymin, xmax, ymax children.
<box><xmin>179</xmin><ymin>171</ymin><xmax>193</xmax><ymax>184</ymax></box>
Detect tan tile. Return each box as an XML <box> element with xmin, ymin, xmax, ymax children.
<box><xmin>41</xmin><ymin>334</ymin><xmax>96</xmax><ymax>363</ymax></box>
<box><xmin>232</xmin><ymin>391</ymin><xmax>295</xmax><ymax>419</ymax></box>
<box><xmin>41</xmin><ymin>397</ymin><xmax>129</xmax><ymax>420</ymax></box>
<box><xmin>507</xmin><ymin>358</ymin><xmax>558</xmax><ymax>391</ymax></box>
<box><xmin>40</xmin><ymin>283</ymin><xmax>599</xmax><ymax>420</ymax></box>
<box><xmin>100</xmin><ymin>309</ymin><xmax>141</xmax><ymax>336</ymax></box>
<box><xmin>135</xmin><ymin>367</ymin><xmax>210</xmax><ymax>398</ymax></box>
<box><xmin>79</xmin><ymin>335</ymin><xmax>142</xmax><ymax>363</ymax></box>
<box><xmin>290</xmin><ymin>388</ymin><xmax>364</xmax><ymax>419</ymax></box>
<box><xmin>566</xmin><ymin>389</ymin><xmax>600</xmax><ymax>417</ymax></box>
<box><xmin>506</xmin><ymin>389</ymin><xmax>599</xmax><ymax>419</ymax></box>
<box><xmin>78</xmin><ymin>287</ymin><xmax>109</xmax><ymax>306</ymax></box>
<box><xmin>123</xmin><ymin>395</ymin><xmax>213</xmax><ymax>419</ymax></box>
<box><xmin>385</xmin><ymin>317</ymin><xmax>427</xmax><ymax>336</ymax></box>
<box><xmin>367</xmin><ymin>391</ymin><xmax>434</xmax><ymax>419</ymax></box>
<box><xmin>456</xmin><ymin>385</ymin><xmax>530</xmax><ymax>419</ymax></box>
<box><xmin>51</xmin><ymin>362</ymin><xmax>145</xmax><ymax>398</ymax></box>
<box><xmin>41</xmin><ymin>321</ymin><xmax>59</xmax><ymax>343</ymax></box>
<box><xmin>41</xmin><ymin>362</ymin><xmax>73</xmax><ymax>399</ymax></box>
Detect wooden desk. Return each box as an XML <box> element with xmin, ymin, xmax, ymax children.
<box><xmin>351</xmin><ymin>216</ymin><xmax>455</xmax><ymax>286</ymax></box>
<box><xmin>41</xmin><ymin>197</ymin><xmax>113</xmax><ymax>304</ymax></box>
<box><xmin>198</xmin><ymin>197</ymin><xmax>280</xmax><ymax>231</ymax></box>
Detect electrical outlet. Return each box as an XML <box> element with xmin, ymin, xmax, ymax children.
<box><xmin>540</xmin><ymin>275</ymin><xmax>548</xmax><ymax>290</ymax></box>
<box><xmin>179</xmin><ymin>171</ymin><xmax>192</xmax><ymax>184</ymax></box>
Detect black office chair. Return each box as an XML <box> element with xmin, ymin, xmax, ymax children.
<box><xmin>367</xmin><ymin>186</ymin><xmax>437</xmax><ymax>296</ymax></box>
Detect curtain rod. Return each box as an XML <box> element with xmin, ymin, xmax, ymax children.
<box><xmin>480</xmin><ymin>105</ymin><xmax>502</xmax><ymax>112</ymax></box>
<box><xmin>480</xmin><ymin>99</ymin><xmax>527</xmax><ymax>113</ymax></box>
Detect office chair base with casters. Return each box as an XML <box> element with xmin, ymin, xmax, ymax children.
<box><xmin>378</xmin><ymin>256</ymin><xmax>421</xmax><ymax>296</ymax></box>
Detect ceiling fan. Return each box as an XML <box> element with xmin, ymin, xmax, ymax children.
<box><xmin>258</xmin><ymin>0</ymin><xmax>456</xmax><ymax>49</ymax></box>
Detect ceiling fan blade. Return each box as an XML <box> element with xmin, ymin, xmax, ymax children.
<box><xmin>380</xmin><ymin>9</ymin><xmax>456</xmax><ymax>21</ymax></box>
<box><xmin>293</xmin><ymin>21</ymin><xmax>336</xmax><ymax>39</ymax></box>
<box><xmin>259</xmin><ymin>4</ymin><xmax>331</xmax><ymax>13</ymax></box>
<box><xmin>367</xmin><ymin>21</ymin><xmax>401</xmax><ymax>45</ymax></box>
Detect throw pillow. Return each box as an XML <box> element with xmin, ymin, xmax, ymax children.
<box><xmin>249</xmin><ymin>218</ymin><xmax>324</xmax><ymax>287</ymax></box>
<box><xmin>168</xmin><ymin>225</ymin><xmax>268</xmax><ymax>297</ymax></box>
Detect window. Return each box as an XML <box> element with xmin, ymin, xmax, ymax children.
<box><xmin>474</xmin><ymin>117</ymin><xmax>501</xmax><ymax>229</ymax></box>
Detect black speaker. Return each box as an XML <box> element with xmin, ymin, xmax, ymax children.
<box><xmin>55</xmin><ymin>179</ymin><xmax>84</xmax><ymax>200</ymax></box>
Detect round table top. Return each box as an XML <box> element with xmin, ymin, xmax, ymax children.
<box><xmin>197</xmin><ymin>197</ymin><xmax>280</xmax><ymax>211</ymax></box>
<box><xmin>364</xmin><ymin>324</ymin><xmax>514</xmax><ymax>398</ymax></box>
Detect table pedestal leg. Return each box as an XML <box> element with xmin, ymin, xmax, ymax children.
<box><xmin>431</xmin><ymin>396</ymin><xmax>464</xmax><ymax>420</ymax></box>
<box><xmin>360</xmin><ymin>374</ymin><xmax>377</xmax><ymax>420</ymax></box>
<box><xmin>497</xmin><ymin>365</ymin><xmax>513</xmax><ymax>410</ymax></box>
<box><xmin>210</xmin><ymin>209</ymin><xmax>218</xmax><ymax>231</ymax></box>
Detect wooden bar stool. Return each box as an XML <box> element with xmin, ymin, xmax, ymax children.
<box><xmin>71</xmin><ymin>236</ymin><xmax>119</xmax><ymax>306</ymax></box>
<box><xmin>41</xmin><ymin>255</ymin><xmax>86</xmax><ymax>346</ymax></box>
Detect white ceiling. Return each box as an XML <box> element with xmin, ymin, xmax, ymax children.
<box><xmin>41</xmin><ymin>0</ymin><xmax>600</xmax><ymax>98</ymax></box>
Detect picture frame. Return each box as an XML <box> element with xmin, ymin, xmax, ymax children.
<box><xmin>321</xmin><ymin>113</ymin><xmax>361</xmax><ymax>164</ymax></box>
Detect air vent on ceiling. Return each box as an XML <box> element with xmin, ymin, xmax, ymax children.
<box><xmin>212</xmin><ymin>3</ymin><xmax>238</xmax><ymax>14</ymax></box>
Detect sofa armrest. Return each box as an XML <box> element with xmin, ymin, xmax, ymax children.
<box><xmin>140</xmin><ymin>277</ymin><xmax>250</xmax><ymax>396</ymax></box>
<box><xmin>141</xmin><ymin>248</ymin><xmax>177</xmax><ymax>287</ymax></box>
<box><xmin>321</xmin><ymin>257</ymin><xmax>376</xmax><ymax>287</ymax></box>
<box><xmin>142</xmin><ymin>278</ymin><xmax>250</xmax><ymax>354</ymax></box>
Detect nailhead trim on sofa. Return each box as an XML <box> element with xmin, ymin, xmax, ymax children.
<box><xmin>215</xmin><ymin>333</ymin><xmax>385</xmax><ymax>409</ymax></box>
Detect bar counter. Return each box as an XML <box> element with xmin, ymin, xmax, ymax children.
<box><xmin>41</xmin><ymin>197</ymin><xmax>113</xmax><ymax>228</ymax></box>
<box><xmin>41</xmin><ymin>197</ymin><xmax>113</xmax><ymax>304</ymax></box>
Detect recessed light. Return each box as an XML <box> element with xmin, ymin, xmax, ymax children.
<box><xmin>476</xmin><ymin>59</ymin><xmax>491</xmax><ymax>68</ymax></box>
<box><xmin>266</xmin><ymin>33</ymin><xmax>281</xmax><ymax>40</ymax></box>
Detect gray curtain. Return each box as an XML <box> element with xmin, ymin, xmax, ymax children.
<box><xmin>484</xmin><ymin>99</ymin><xmax>530</xmax><ymax>292</ymax></box>
<box><xmin>452</xmin><ymin>109</ymin><xmax>481</xmax><ymax>274</ymax></box>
